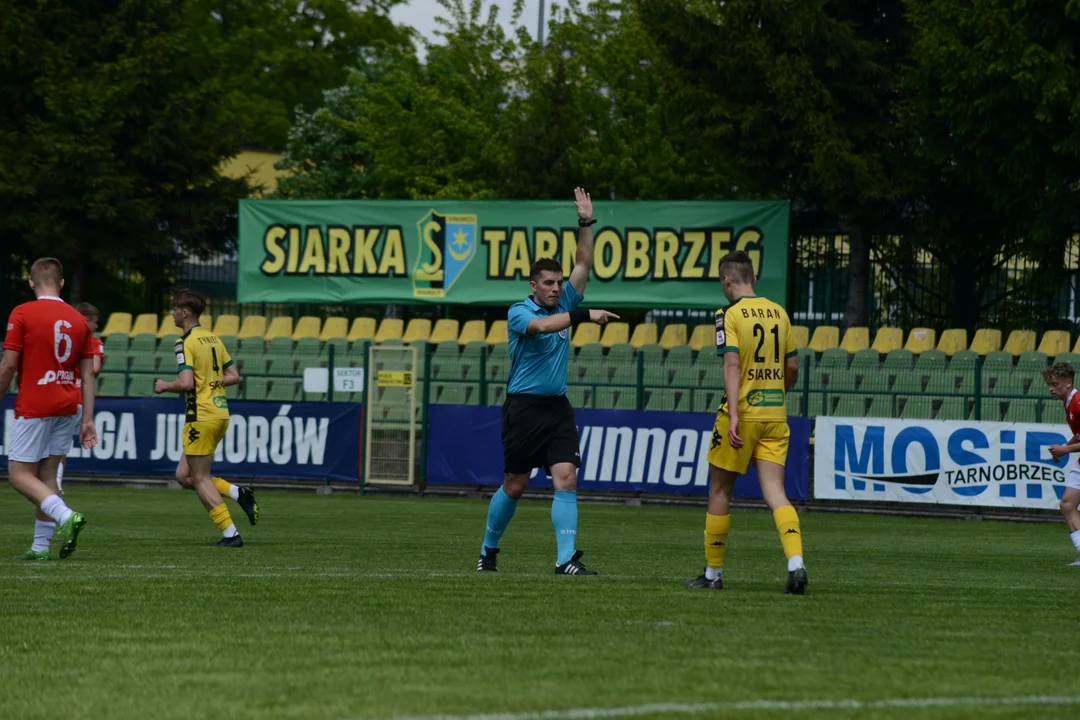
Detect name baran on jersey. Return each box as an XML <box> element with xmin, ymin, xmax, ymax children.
<box><xmin>746</xmin><ymin>367</ymin><xmax>785</xmax><ymax>380</ymax></box>
<box><xmin>738</xmin><ymin>307</ymin><xmax>782</xmax><ymax>320</ymax></box>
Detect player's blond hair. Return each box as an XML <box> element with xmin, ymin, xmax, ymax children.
<box><xmin>1042</xmin><ymin>362</ymin><xmax>1074</xmax><ymax>383</ymax></box>
<box><xmin>30</xmin><ymin>257</ymin><xmax>63</xmax><ymax>288</ymax></box>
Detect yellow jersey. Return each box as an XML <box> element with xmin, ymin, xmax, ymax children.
<box><xmin>175</xmin><ymin>325</ymin><xmax>232</xmax><ymax>423</ymax></box>
<box><xmin>715</xmin><ymin>295</ymin><xmax>797</xmax><ymax>422</ymax></box>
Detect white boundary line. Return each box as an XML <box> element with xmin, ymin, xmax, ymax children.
<box><xmin>374</xmin><ymin>695</ymin><xmax>1080</xmax><ymax>720</ymax></box>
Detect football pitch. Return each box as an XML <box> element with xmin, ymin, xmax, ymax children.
<box><xmin>1</xmin><ymin>487</ymin><xmax>1077</xmax><ymax>720</ymax></box>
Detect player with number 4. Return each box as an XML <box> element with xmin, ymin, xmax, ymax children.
<box><xmin>154</xmin><ymin>289</ymin><xmax>258</xmax><ymax>547</ymax></box>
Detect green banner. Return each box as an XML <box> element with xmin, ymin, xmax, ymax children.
<box><xmin>237</xmin><ymin>199</ymin><xmax>789</xmax><ymax>308</ymax></box>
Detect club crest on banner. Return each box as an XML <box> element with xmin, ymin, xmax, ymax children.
<box><xmin>413</xmin><ymin>211</ymin><xmax>478</xmax><ymax>298</ymax></box>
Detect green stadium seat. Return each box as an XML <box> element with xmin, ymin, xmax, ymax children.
<box><xmin>218</xmin><ymin>334</ymin><xmax>239</xmax><ymax>355</ymax></box>
<box><xmin>867</xmin><ymin>396</ymin><xmax>894</xmax><ymax>418</ymax></box>
<box><xmin>859</xmin><ymin>371</ymin><xmax>889</xmax><ymax>393</ymax></box>
<box><xmin>129</xmin><ymin>333</ymin><xmax>157</xmax><ymax>353</ymax></box>
<box><xmin>267</xmin><ymin>355</ymin><xmax>295</xmax><ymax>376</ymax></box>
<box><xmin>576</xmin><ymin>343</ymin><xmax>603</xmax><ymax>363</ymax></box>
<box><xmin>850</xmin><ymin>349</ymin><xmax>880</xmax><ymax>370</ymax></box>
<box><xmin>819</xmin><ymin>348</ymin><xmax>849</xmax><ymax>369</ymax></box>
<box><xmin>810</xmin><ymin>369</ymin><xmax>827</xmax><ymax>389</ymax></box>
<box><xmin>834</xmin><ymin>395</ymin><xmax>866</xmax><ymax>417</ymax></box>
<box><xmin>646</xmin><ymin>389</ymin><xmax>679</xmax><ymax>412</ymax></box>
<box><xmin>1024</xmin><ymin>372</ymin><xmax>1049</xmax><ymax>397</ymax></box>
<box><xmin>926</xmin><ymin>373</ymin><xmax>960</xmax><ymax>395</ymax></box>
<box><xmin>565</xmin><ymin>386</ymin><xmax>587</xmax><ymax>408</ymax></box>
<box><xmin>97</xmin><ymin>373</ymin><xmax>126</xmax><ymax>397</ymax></box>
<box><xmin>828</xmin><ymin>369</ymin><xmax>858</xmax><ymax>391</ymax></box>
<box><xmin>637</xmin><ymin>344</ymin><xmax>663</xmax><ymax>366</ymax></box>
<box><xmin>489</xmin><ymin>384</ymin><xmax>507</xmax><ymax>406</ymax></box>
<box><xmin>268</xmin><ymin>379</ymin><xmax>300</xmax><ymax>401</ymax></box>
<box><xmin>806</xmin><ymin>392</ymin><xmax>825</xmax><ymax>417</ymax></box>
<box><xmin>129</xmin><ymin>351</ymin><xmax>157</xmax><ymax>372</ymax></box>
<box><xmin>883</xmin><ymin>349</ymin><xmax>913</xmax><ymax>370</ymax></box>
<box><xmin>669</xmin><ymin>366</ymin><xmax>699</xmax><ymax>387</ymax></box>
<box><xmin>666</xmin><ymin>345</ymin><xmax>693</xmax><ymax>365</ymax></box>
<box><xmin>1056</xmin><ymin>352</ymin><xmax>1080</xmax><ymax>371</ymax></box>
<box><xmin>983</xmin><ymin>351</ymin><xmax>1013</xmax><ymax>370</ymax></box>
<box><xmin>268</xmin><ymin>337</ymin><xmax>294</xmax><ymax>355</ymax></box>
<box><xmin>610</xmin><ymin>364</ymin><xmax>635</xmax><ymax>385</ymax></box>
<box><xmin>936</xmin><ymin>397</ymin><xmax>967</xmax><ymax>420</ymax></box>
<box><xmin>1004</xmin><ymin>399</ymin><xmax>1038</xmax><ymax>423</ymax></box>
<box><xmin>700</xmin><ymin>362</ymin><xmax>723</xmax><ymax>389</ymax></box>
<box><xmin>608</xmin><ymin>344</ymin><xmax>635</xmax><ymax>365</ymax></box>
<box><xmin>104</xmin><ymin>334</ymin><xmax>129</xmax><ymax>353</ymax></box>
<box><xmin>786</xmin><ymin>393</ymin><xmax>802</xmax><ymax>416</ymax></box>
<box><xmin>127</xmin><ymin>373</ymin><xmax>156</xmax><ymax>397</ymax></box>
<box><xmin>244</xmin><ymin>378</ymin><xmax>271</xmax><ymax>400</ymax></box>
<box><xmin>1017</xmin><ymin>351</ymin><xmax>1048</xmax><ymax>372</ymax></box>
<box><xmin>1042</xmin><ymin>401</ymin><xmax>1066</xmax><ymax>425</ymax></box>
<box><xmin>915</xmin><ymin>349</ymin><xmax>947</xmax><ymax>372</ymax></box>
<box><xmin>435</xmin><ymin>382</ymin><xmax>469</xmax><ymax>405</ymax></box>
<box><xmin>238</xmin><ymin>351</ymin><xmax>267</xmax><ymax>375</ymax></box>
<box><xmin>239</xmin><ymin>336</ymin><xmax>265</xmax><ymax>351</ymax></box>
<box><xmin>592</xmin><ymin>387</ymin><xmax>619</xmax><ymax>410</ymax></box>
<box><xmin>795</xmin><ymin>347</ymin><xmax>816</xmax><ymax>372</ymax></box>
<box><xmin>989</xmin><ymin>373</ymin><xmax>1025</xmax><ymax>397</ymax></box>
<box><xmin>433</xmin><ymin>354</ymin><xmax>465</xmax><ymax>381</ymax></box>
<box><xmin>320</xmin><ymin>338</ymin><xmax>349</xmax><ymax>369</ymax></box>
<box><xmin>949</xmin><ymin>350</ymin><xmax>978</xmax><ymax>373</ymax></box>
<box><xmin>893</xmin><ymin>370</ymin><xmax>924</xmax><ymax>394</ymax></box>
<box><xmin>693</xmin><ymin>389</ymin><xmax>721</xmax><ymax>413</ymax></box>
<box><xmin>295</xmin><ymin>337</ymin><xmax>321</xmax><ymax>363</ymax></box>
<box><xmin>901</xmin><ymin>397</ymin><xmax>934</xmax><ymax>420</ymax></box>
<box><xmin>972</xmin><ymin>398</ymin><xmax>1003</xmax><ymax>422</ymax></box>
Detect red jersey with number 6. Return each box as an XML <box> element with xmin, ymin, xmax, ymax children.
<box><xmin>3</xmin><ymin>297</ymin><xmax>95</xmax><ymax>419</ymax></box>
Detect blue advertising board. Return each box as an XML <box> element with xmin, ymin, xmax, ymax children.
<box><xmin>0</xmin><ymin>397</ymin><xmax>362</xmax><ymax>481</ymax></box>
<box><xmin>426</xmin><ymin>405</ymin><xmax>810</xmax><ymax>499</ymax></box>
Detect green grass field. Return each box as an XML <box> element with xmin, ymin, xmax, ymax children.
<box><xmin>1</xmin><ymin>486</ymin><xmax>1077</xmax><ymax>720</ymax></box>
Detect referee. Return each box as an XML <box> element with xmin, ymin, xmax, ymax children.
<box><xmin>476</xmin><ymin>188</ymin><xmax>618</xmax><ymax>575</ymax></box>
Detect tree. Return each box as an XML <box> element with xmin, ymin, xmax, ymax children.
<box><xmin>638</xmin><ymin>0</ymin><xmax>909</xmax><ymax>328</ymax></box>
<box><xmin>0</xmin><ymin>0</ymin><xmax>250</xmax><ymax>312</ymax></box>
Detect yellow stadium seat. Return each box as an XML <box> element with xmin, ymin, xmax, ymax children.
<box><xmin>936</xmin><ymin>328</ymin><xmax>967</xmax><ymax>356</ymax></box>
<box><xmin>292</xmin><ymin>316</ymin><xmax>321</xmax><ymax>341</ymax></box>
<box><xmin>265</xmin><ymin>316</ymin><xmax>294</xmax><ymax>341</ymax></box>
<box><xmin>791</xmin><ymin>325</ymin><xmax>809</xmax><ymax>348</ymax></box>
<box><xmin>320</xmin><ymin>317</ymin><xmax>348</xmax><ymax>341</ymax></box>
<box><xmin>402</xmin><ymin>318</ymin><xmax>432</xmax><ymax>344</ymax></box>
<box><xmin>237</xmin><ymin>315</ymin><xmax>268</xmax><ymax>340</ymax></box>
<box><xmin>688</xmin><ymin>324</ymin><xmax>714</xmax><ymax>352</ymax></box>
<box><xmin>1037</xmin><ymin>330</ymin><xmax>1070</xmax><ymax>357</ymax></box>
<box><xmin>658</xmin><ymin>324</ymin><xmax>687</xmax><ymax>350</ymax></box>
<box><xmin>458</xmin><ymin>320</ymin><xmax>486</xmax><ymax>345</ymax></box>
<box><xmin>1003</xmin><ymin>330</ymin><xmax>1036</xmax><ymax>357</ymax></box>
<box><xmin>904</xmin><ymin>328</ymin><xmax>936</xmax><ymax>355</ymax></box>
<box><xmin>969</xmin><ymin>329</ymin><xmax>1002</xmax><ymax>356</ymax></box>
<box><xmin>486</xmin><ymin>320</ymin><xmax>508</xmax><ymax>344</ymax></box>
<box><xmin>100</xmin><ymin>312</ymin><xmax>132</xmax><ymax>337</ymax></box>
<box><xmin>347</xmin><ymin>317</ymin><xmax>376</xmax><ymax>342</ymax></box>
<box><xmin>600</xmin><ymin>322</ymin><xmax>630</xmax><ymax>348</ymax></box>
<box><xmin>130</xmin><ymin>313</ymin><xmax>158</xmax><ymax>337</ymax></box>
<box><xmin>629</xmin><ymin>323</ymin><xmax>658</xmax><ymax>349</ymax></box>
<box><xmin>429</xmin><ymin>319</ymin><xmax>459</xmax><ymax>344</ymax></box>
<box><xmin>809</xmin><ymin>326</ymin><xmax>839</xmax><ymax>353</ymax></box>
<box><xmin>840</xmin><ymin>327</ymin><xmax>869</xmax><ymax>353</ymax></box>
<box><xmin>214</xmin><ymin>315</ymin><xmax>240</xmax><ymax>336</ymax></box>
<box><xmin>571</xmin><ymin>323</ymin><xmax>601</xmax><ymax>347</ymax></box>
<box><xmin>870</xmin><ymin>327</ymin><xmax>903</xmax><ymax>354</ymax></box>
<box><xmin>374</xmin><ymin>318</ymin><xmax>403</xmax><ymax>343</ymax></box>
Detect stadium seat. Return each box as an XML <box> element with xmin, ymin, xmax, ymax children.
<box><xmin>936</xmin><ymin>397</ymin><xmax>967</xmax><ymax>420</ymax></box>
<box><xmin>1016</xmin><ymin>351</ymin><xmax>1048</xmax><ymax>372</ymax></box>
<box><xmin>104</xmin><ymin>333</ymin><xmax>129</xmax><ymax>354</ymax></box>
<box><xmin>129</xmin><ymin>350</ymin><xmax>157</xmax><ymax>372</ymax></box>
<box><xmin>819</xmin><ymin>348</ymin><xmax>849</xmax><ymax>369</ymax></box>
<box><xmin>629</xmin><ymin>323</ymin><xmax>658</xmax><ymax>348</ymax></box>
<box><xmin>100</xmin><ymin>312</ymin><xmax>132</xmax><ymax>338</ymax></box>
<box><xmin>601</xmin><ymin>322</ymin><xmax>631</xmax><ymax>349</ymax></box>
<box><xmin>126</xmin><ymin>373</ymin><xmax>157</xmax><ymax>397</ymax></box>
<box><xmin>1005</xmin><ymin>399</ymin><xmax>1038</xmax><ymax>423</ymax></box>
<box><xmin>130</xmin><ymin>313</ymin><xmax>158</xmax><ymax>337</ymax></box>
<box><xmin>486</xmin><ymin>320</ymin><xmax>508</xmax><ymax>345</ymax></box>
<box><xmin>214</xmin><ymin>314</ymin><xmax>240</xmax><ymax>336</ymax></box>
<box><xmin>903</xmin><ymin>328</ymin><xmax>936</xmax><ymax>355</ymax></box>
<box><xmin>429</xmin><ymin>319</ymin><xmax>458</xmax><ymax>344</ymax></box>
<box><xmin>658</xmin><ymin>324</ymin><xmax>687</xmax><ymax>350</ymax></box>
<box><xmin>893</xmin><ymin>369</ymin><xmax>924</xmax><ymax>394</ymax></box>
<box><xmin>973</xmin><ymin>398</ymin><xmax>1003</xmax><ymax>422</ymax></box>
<box><xmin>243</xmin><ymin>377</ymin><xmax>271</xmax><ymax>400</ymax></box>
<box><xmin>457</xmin><ymin>320</ymin><xmax>486</xmax><ymax>345</ymax></box>
<box><xmin>374</xmin><ymin>318</ymin><xmax>404</xmax><ymax>343</ymax></box>
<box><xmin>867</xmin><ymin>396</ymin><xmax>894</xmax><ymax>419</ymax></box>
<box><xmin>608</xmin><ymin>344</ymin><xmax>634</xmax><ymax>364</ymax></box>
<box><xmin>934</xmin><ymin>329</ymin><xmax>965</xmax><ymax>356</ymax></box>
<box><xmin>159</xmin><ymin>312</ymin><xmax>210</xmax><ymax>338</ymax></box>
<box><xmin>809</xmin><ymin>326</ymin><xmax>839</xmax><ymax>353</ymax></box>
<box><xmin>795</xmin><ymin>347</ymin><xmax>815</xmax><ymax>373</ymax></box>
<box><xmin>915</xmin><ymin>350</ymin><xmax>947</xmax><ymax>372</ymax></box>
<box><xmin>834</xmin><ymin>395</ymin><xmax>866</xmax><ymax>417</ymax></box>
<box><xmin>1043</xmin><ymin>401</ymin><xmax>1066</xmax><ymax>425</ymax></box>
<box><xmin>688</xmin><ymin>324</ymin><xmax>713</xmax><ymax>352</ymax></box>
<box><xmin>565</xmin><ymin>385</ymin><xmax>586</xmax><ymax>408</ymax></box>
<box><xmin>1003</xmin><ymin>330</ymin><xmax>1036</xmax><ymax>357</ymax></box>
<box><xmin>129</xmin><ymin>333</ymin><xmax>157</xmax><ymax>354</ymax></box>
<box><xmin>925</xmin><ymin>373</ymin><xmax>959</xmax><ymax>395</ymax></box>
<box><xmin>292</xmin><ymin>316</ymin><xmax>321</xmax><ymax>341</ymax></box>
<box><xmin>786</xmin><ymin>393</ymin><xmax>802</xmax><ymax>416</ymax></box>
<box><xmin>402</xmin><ymin>318</ymin><xmax>433</xmax><ymax>344</ymax></box>
<box><xmin>949</xmin><ymin>350</ymin><xmax>978</xmax><ymax>373</ymax></box>
<box><xmin>320</xmin><ymin>317</ymin><xmax>348</xmax><ymax>341</ymax></box>
<box><xmin>693</xmin><ymin>389</ymin><xmax>721</xmax><ymax>413</ymax></box>
<box><xmin>268</xmin><ymin>379</ymin><xmax>300</xmax><ymax>402</ymax></box>
<box><xmin>883</xmin><ymin>349</ymin><xmax>913</xmax><ymax>370</ymax></box>
<box><xmin>1056</xmin><ymin>352</ymin><xmax>1080</xmax><ymax>371</ymax></box>
<box><xmin>489</xmin><ymin>384</ymin><xmax>507</xmax><ymax>406</ymax></box>
<box><xmin>97</xmin><ymin>373</ymin><xmax>126</xmax><ymax>397</ymax></box>
<box><xmin>571</xmin><ymin>322</ymin><xmax>601</xmax><ymax>347</ymax></box>
<box><xmin>321</xmin><ymin>337</ymin><xmax>348</xmax><ymax>365</ymax></box>
<box><xmin>827</xmin><ymin>369</ymin><xmax>857</xmax><ymax>391</ymax></box>
<box><xmin>859</xmin><ymin>370</ymin><xmax>889</xmax><ymax>393</ymax></box>
<box><xmin>983</xmin><ymin>350</ymin><xmax>1013</xmax><ymax>371</ymax></box>
<box><xmin>969</xmin><ymin>329</ymin><xmax>1002</xmax><ymax>355</ymax></box>
<box><xmin>347</xmin><ymin>317</ymin><xmax>377</xmax><ymax>342</ymax></box>
<box><xmin>237</xmin><ymin>315</ymin><xmax>268</xmax><ymax>340</ymax></box>
<box><xmin>791</xmin><ymin>325</ymin><xmax>810</xmax><ymax>348</ymax></box>
<box><xmin>265</xmin><ymin>316</ymin><xmax>293</xmax><ymax>341</ymax></box>
<box><xmin>989</xmin><ymin>372</ymin><xmax>1025</xmax><ymax>397</ymax></box>
<box><xmin>901</xmin><ymin>397</ymin><xmax>934</xmax><ymax>420</ymax></box>
<box><xmin>1037</xmin><ymin>330</ymin><xmax>1070</xmax><ymax>357</ymax></box>
<box><xmin>840</xmin><ymin>327</ymin><xmax>870</xmax><ymax>353</ymax></box>
<box><xmin>870</xmin><ymin>327</ymin><xmax>903</xmax><ymax>354</ymax></box>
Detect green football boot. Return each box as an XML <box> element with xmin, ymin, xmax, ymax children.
<box><xmin>13</xmin><ymin>549</ymin><xmax>50</xmax><ymax>561</ymax></box>
<box><xmin>51</xmin><ymin>512</ymin><xmax>87</xmax><ymax>560</ymax></box>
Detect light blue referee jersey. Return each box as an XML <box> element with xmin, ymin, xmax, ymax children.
<box><xmin>506</xmin><ymin>281</ymin><xmax>584</xmax><ymax>396</ymax></box>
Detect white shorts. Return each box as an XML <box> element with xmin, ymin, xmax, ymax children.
<box><xmin>7</xmin><ymin>414</ymin><xmax>80</xmax><ymax>463</ymax></box>
<box><xmin>1067</xmin><ymin>465</ymin><xmax>1080</xmax><ymax>491</ymax></box>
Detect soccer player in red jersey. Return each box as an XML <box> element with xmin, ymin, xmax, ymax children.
<box><xmin>0</xmin><ymin>258</ymin><xmax>98</xmax><ymax>561</ymax></box>
<box><xmin>1044</xmin><ymin>362</ymin><xmax>1080</xmax><ymax>565</ymax></box>
<box><xmin>54</xmin><ymin>302</ymin><xmax>104</xmax><ymax>497</ymax></box>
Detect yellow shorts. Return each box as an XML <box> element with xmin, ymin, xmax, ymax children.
<box><xmin>707</xmin><ymin>413</ymin><xmax>789</xmax><ymax>474</ymax></box>
<box><xmin>183</xmin><ymin>419</ymin><xmax>229</xmax><ymax>456</ymax></box>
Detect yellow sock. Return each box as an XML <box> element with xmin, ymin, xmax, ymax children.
<box><xmin>704</xmin><ymin>513</ymin><xmax>731</xmax><ymax>569</ymax></box>
<box><xmin>773</xmin><ymin>505</ymin><xmax>803</xmax><ymax>560</ymax></box>
<box><xmin>212</xmin><ymin>476</ymin><xmax>235</xmax><ymax>499</ymax></box>
<box><xmin>209</xmin><ymin>503</ymin><xmax>235</xmax><ymax>532</ymax></box>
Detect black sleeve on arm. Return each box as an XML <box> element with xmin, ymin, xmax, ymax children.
<box><xmin>569</xmin><ymin>308</ymin><xmax>590</xmax><ymax>327</ymax></box>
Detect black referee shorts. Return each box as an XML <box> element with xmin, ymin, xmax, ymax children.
<box><xmin>501</xmin><ymin>393</ymin><xmax>581</xmax><ymax>475</ymax></box>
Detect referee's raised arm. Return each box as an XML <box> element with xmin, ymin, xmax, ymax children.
<box><xmin>568</xmin><ymin>187</ymin><xmax>595</xmax><ymax>296</ymax></box>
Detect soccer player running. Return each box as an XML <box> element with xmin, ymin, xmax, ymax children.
<box><xmin>684</xmin><ymin>251</ymin><xmax>808</xmax><ymax>594</ymax></box>
<box><xmin>1</xmin><ymin>258</ymin><xmax>98</xmax><ymax>561</ymax></box>
<box><xmin>154</xmin><ymin>290</ymin><xmax>258</xmax><ymax>546</ymax></box>
<box><xmin>476</xmin><ymin>187</ymin><xmax>619</xmax><ymax>575</ymax></box>
<box><xmin>1042</xmin><ymin>363</ymin><xmax>1080</xmax><ymax>565</ymax></box>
